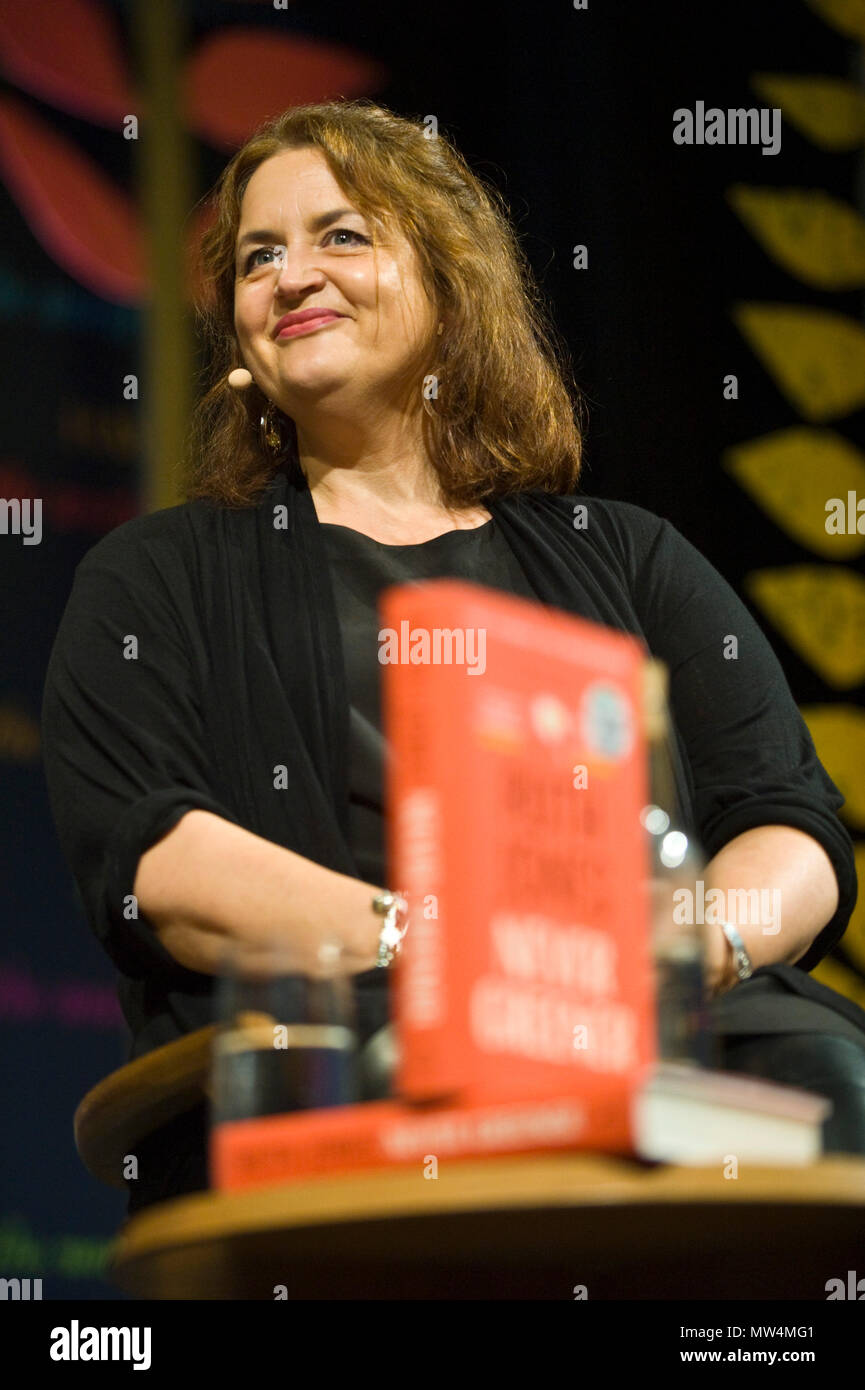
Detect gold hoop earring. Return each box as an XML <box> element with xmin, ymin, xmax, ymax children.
<box><xmin>260</xmin><ymin>402</ymin><xmax>286</xmax><ymax>456</ymax></box>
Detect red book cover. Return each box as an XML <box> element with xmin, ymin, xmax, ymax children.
<box><xmin>379</xmin><ymin>579</ymin><xmax>655</xmax><ymax>1106</ymax></box>
<box><xmin>211</xmin><ymin>1082</ymin><xmax>638</xmax><ymax>1191</ymax></box>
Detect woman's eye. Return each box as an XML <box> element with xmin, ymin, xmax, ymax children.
<box><xmin>324</xmin><ymin>228</ymin><xmax>370</xmax><ymax>247</ymax></box>
<box><xmin>244</xmin><ymin>246</ymin><xmax>283</xmax><ymax>272</ymax></box>
<box><xmin>242</xmin><ymin>229</ymin><xmax>369</xmax><ymax>273</ymax></box>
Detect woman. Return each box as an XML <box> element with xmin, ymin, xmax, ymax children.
<box><xmin>42</xmin><ymin>100</ymin><xmax>865</xmax><ymax>1216</ymax></box>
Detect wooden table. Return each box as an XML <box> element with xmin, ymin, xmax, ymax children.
<box><xmin>110</xmin><ymin>1151</ymin><xmax>865</xmax><ymax>1299</ymax></box>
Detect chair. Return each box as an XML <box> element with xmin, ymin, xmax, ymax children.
<box><xmin>74</xmin><ymin>1025</ymin><xmax>221</xmax><ymax>1189</ymax></box>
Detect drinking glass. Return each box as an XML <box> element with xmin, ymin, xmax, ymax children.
<box><xmin>209</xmin><ymin>935</ymin><xmax>359</xmax><ymax>1128</ymax></box>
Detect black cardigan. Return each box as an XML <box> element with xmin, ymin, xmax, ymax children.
<box><xmin>40</xmin><ymin>462</ymin><xmax>861</xmax><ymax>1063</ymax></box>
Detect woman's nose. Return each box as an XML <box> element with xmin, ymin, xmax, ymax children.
<box><xmin>271</xmin><ymin>249</ymin><xmax>327</xmax><ymax>296</ymax></box>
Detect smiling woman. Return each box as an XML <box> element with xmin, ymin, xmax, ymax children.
<box><xmin>41</xmin><ymin>99</ymin><xmax>865</xmax><ymax>1219</ymax></box>
<box><xmin>185</xmin><ymin>99</ymin><xmax>587</xmax><ymax>520</ymax></box>
<box><xmin>230</xmin><ymin>143</ymin><xmax>445</xmax><ymax>515</ymax></box>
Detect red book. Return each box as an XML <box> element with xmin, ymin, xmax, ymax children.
<box><xmin>379</xmin><ymin>580</ymin><xmax>655</xmax><ymax>1105</ymax></box>
<box><xmin>211</xmin><ymin>1083</ymin><xmax>639</xmax><ymax>1190</ymax></box>
<box><xmin>210</xmin><ymin>581</ymin><xmax>658</xmax><ymax>1194</ymax></box>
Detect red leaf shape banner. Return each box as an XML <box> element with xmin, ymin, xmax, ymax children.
<box><xmin>185</xmin><ymin>31</ymin><xmax>387</xmax><ymax>150</ymax></box>
<box><xmin>0</xmin><ymin>97</ymin><xmax>144</xmax><ymax>304</ymax></box>
<box><xmin>0</xmin><ymin>0</ymin><xmax>135</xmax><ymax>127</ymax></box>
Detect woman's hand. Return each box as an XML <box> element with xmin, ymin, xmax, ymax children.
<box><xmin>324</xmin><ymin>874</ymin><xmax>389</xmax><ymax>973</ymax></box>
<box><xmin>135</xmin><ymin>808</ymin><xmax>388</xmax><ymax>977</ymax></box>
<box><xmin>699</xmin><ymin>824</ymin><xmax>841</xmax><ymax>998</ymax></box>
<box><xmin>703</xmin><ymin>921</ymin><xmax>740</xmax><ymax>999</ymax></box>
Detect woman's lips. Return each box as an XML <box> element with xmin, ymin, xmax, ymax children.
<box><xmin>276</xmin><ymin>314</ymin><xmax>343</xmax><ymax>339</ymax></box>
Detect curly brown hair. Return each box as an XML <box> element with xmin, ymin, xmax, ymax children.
<box><xmin>185</xmin><ymin>98</ymin><xmax>586</xmax><ymax>508</ymax></box>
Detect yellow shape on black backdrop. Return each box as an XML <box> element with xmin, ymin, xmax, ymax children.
<box><xmin>744</xmin><ymin>566</ymin><xmax>865</xmax><ymax>687</ymax></box>
<box><xmin>804</xmin><ymin>0</ymin><xmax>865</xmax><ymax>42</ymax></box>
<box><xmin>726</xmin><ymin>186</ymin><xmax>865</xmax><ymax>290</ymax></box>
<box><xmin>732</xmin><ymin>303</ymin><xmax>865</xmax><ymax>421</ymax></box>
<box><xmin>751</xmin><ymin>74</ymin><xmax>865</xmax><ymax>151</ymax></box>
<box><xmin>836</xmin><ymin>844</ymin><xmax>865</xmax><ymax>979</ymax></box>
<box><xmin>812</xmin><ymin>953</ymin><xmax>865</xmax><ymax>1009</ymax></box>
<box><xmin>722</xmin><ymin>427</ymin><xmax>865</xmax><ymax>558</ymax></box>
<box><xmin>799</xmin><ymin>704</ymin><xmax>865</xmax><ymax>828</ymax></box>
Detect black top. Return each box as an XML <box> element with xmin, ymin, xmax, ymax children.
<box><xmin>320</xmin><ymin>516</ymin><xmax>539</xmax><ymax>1039</ymax></box>
<box><xmin>40</xmin><ymin>468</ymin><xmax>859</xmax><ymax>1073</ymax></box>
<box><xmin>321</xmin><ymin>517</ymin><xmax>537</xmax><ymax>885</ymax></box>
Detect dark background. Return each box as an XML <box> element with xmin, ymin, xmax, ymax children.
<box><xmin>0</xmin><ymin>0</ymin><xmax>861</xmax><ymax>1297</ymax></box>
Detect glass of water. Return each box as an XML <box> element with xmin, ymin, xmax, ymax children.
<box><xmin>209</xmin><ymin>935</ymin><xmax>359</xmax><ymax>1128</ymax></box>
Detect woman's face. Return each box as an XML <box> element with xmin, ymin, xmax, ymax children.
<box><xmin>233</xmin><ymin>146</ymin><xmax>438</xmax><ymax>413</ymax></box>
